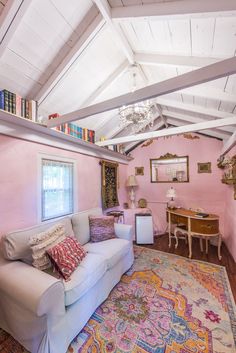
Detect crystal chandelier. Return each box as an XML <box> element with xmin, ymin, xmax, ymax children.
<box><xmin>119</xmin><ymin>68</ymin><xmax>154</xmax><ymax>134</ymax></box>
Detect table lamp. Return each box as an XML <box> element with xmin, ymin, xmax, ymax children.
<box><xmin>126</xmin><ymin>175</ymin><xmax>138</xmax><ymax>208</ymax></box>
<box><xmin>166</xmin><ymin>187</ymin><xmax>176</xmax><ymax>209</ymax></box>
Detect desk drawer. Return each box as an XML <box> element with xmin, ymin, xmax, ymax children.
<box><xmin>170</xmin><ymin>214</ymin><xmax>188</xmax><ymax>226</ymax></box>
<box><xmin>191</xmin><ymin>219</ymin><xmax>219</xmax><ymax>235</ymax></box>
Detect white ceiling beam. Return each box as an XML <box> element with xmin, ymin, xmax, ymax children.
<box><xmin>97</xmin><ymin>116</ymin><xmax>236</xmax><ymax>146</ymax></box>
<box><xmin>179</xmin><ymin>87</ymin><xmax>236</xmax><ymax>104</ymax></box>
<box><xmin>35</xmin><ymin>9</ymin><xmax>104</xmax><ymax>105</ymax></box>
<box><xmin>112</xmin><ymin>0</ymin><xmax>236</xmax><ymax>20</ymax></box>
<box><xmin>93</xmin><ymin>0</ymin><xmax>148</xmax><ymax>84</ymax></box>
<box><xmin>93</xmin><ymin>0</ymin><xmax>134</xmax><ymax>64</ymax></box>
<box><xmin>156</xmin><ymin>98</ymin><xmax>236</xmax><ymax>121</ymax></box>
<box><xmin>163</xmin><ymin>109</ymin><xmax>233</xmax><ymax>134</ymax></box>
<box><xmin>47</xmin><ymin>56</ymin><xmax>236</xmax><ymax>128</ymax></box>
<box><xmin>135</xmin><ymin>53</ymin><xmax>223</xmax><ymax>68</ymax></box>
<box><xmin>167</xmin><ymin>117</ymin><xmax>230</xmax><ymax>140</ymax></box>
<box><xmin>0</xmin><ymin>0</ymin><xmax>33</xmax><ymax>58</ymax></box>
<box><xmin>222</xmin><ymin>129</ymin><xmax>236</xmax><ymax>155</ymax></box>
<box><xmin>81</xmin><ymin>60</ymin><xmax>128</xmax><ymax>108</ymax></box>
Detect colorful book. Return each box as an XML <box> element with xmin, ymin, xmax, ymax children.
<box><xmin>0</xmin><ymin>91</ymin><xmax>4</xmax><ymax>110</ymax></box>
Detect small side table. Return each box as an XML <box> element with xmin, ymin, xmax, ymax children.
<box><xmin>106</xmin><ymin>210</ymin><xmax>124</xmax><ymax>223</ymax></box>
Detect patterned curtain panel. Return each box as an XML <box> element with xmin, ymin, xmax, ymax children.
<box><xmin>101</xmin><ymin>160</ymin><xmax>119</xmax><ymax>209</ymax></box>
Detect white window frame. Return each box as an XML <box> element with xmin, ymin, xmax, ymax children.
<box><xmin>38</xmin><ymin>153</ymin><xmax>77</xmax><ymax>223</ymax></box>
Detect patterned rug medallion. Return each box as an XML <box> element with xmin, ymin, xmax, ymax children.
<box><xmin>0</xmin><ymin>246</ymin><xmax>235</xmax><ymax>353</ymax></box>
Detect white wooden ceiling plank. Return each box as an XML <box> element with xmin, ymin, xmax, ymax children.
<box><xmin>224</xmin><ymin>73</ymin><xmax>236</xmax><ymax>94</ymax></box>
<box><xmin>22</xmin><ymin>6</ymin><xmax>73</xmax><ymax>52</ymax></box>
<box><xmin>81</xmin><ymin>60</ymin><xmax>129</xmax><ymax>107</ymax></box>
<box><xmin>0</xmin><ymin>71</ymin><xmax>30</xmax><ymax>97</ymax></box>
<box><xmin>122</xmin><ymin>0</ymin><xmax>142</xmax><ymax>5</ymax></box>
<box><xmin>2</xmin><ymin>48</ymin><xmax>44</xmax><ymax>84</ymax></box>
<box><xmin>49</xmin><ymin>0</ymin><xmax>94</xmax><ymax>33</ymax></box>
<box><xmin>218</xmin><ymin>101</ymin><xmax>236</xmax><ymax>114</ymax></box>
<box><xmin>34</xmin><ymin>13</ymin><xmax>104</xmax><ymax>104</ymax></box>
<box><xmin>97</xmin><ymin>116</ymin><xmax>236</xmax><ymax>146</ymax></box>
<box><xmin>222</xmin><ymin>129</ymin><xmax>236</xmax><ymax>154</ymax></box>
<box><xmin>162</xmin><ymin>109</ymin><xmax>233</xmax><ymax>133</ymax></box>
<box><xmin>0</xmin><ymin>59</ymin><xmax>42</xmax><ymax>92</ymax></box>
<box><xmin>212</xmin><ymin>17</ymin><xmax>236</xmax><ymax>57</ymax></box>
<box><xmin>191</xmin><ymin>17</ymin><xmax>215</xmax><ymax>57</ymax></box>
<box><xmin>205</xmin><ymin>98</ymin><xmax>221</xmax><ymax>111</ymax></box>
<box><xmin>111</xmin><ymin>0</ymin><xmax>236</xmax><ymax>20</ymax></box>
<box><xmin>0</xmin><ymin>0</ymin><xmax>33</xmax><ymax>58</ymax></box>
<box><xmin>180</xmin><ymin>85</ymin><xmax>236</xmax><ymax>104</ymax></box>
<box><xmin>47</xmin><ymin>56</ymin><xmax>236</xmax><ymax>127</ymax></box>
<box><xmin>167</xmin><ymin>19</ymin><xmax>191</xmax><ymax>55</ymax></box>
<box><xmin>156</xmin><ymin>97</ymin><xmax>236</xmax><ymax>120</ymax></box>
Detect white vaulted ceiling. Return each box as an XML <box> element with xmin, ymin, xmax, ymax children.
<box><xmin>0</xmin><ymin>0</ymin><xmax>236</xmax><ymax>150</ymax></box>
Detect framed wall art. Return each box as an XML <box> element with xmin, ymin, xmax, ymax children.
<box><xmin>135</xmin><ymin>167</ymin><xmax>144</xmax><ymax>176</ymax></box>
<box><xmin>198</xmin><ymin>162</ymin><xmax>211</xmax><ymax>173</ymax></box>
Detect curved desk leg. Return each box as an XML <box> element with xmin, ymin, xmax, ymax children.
<box><xmin>188</xmin><ymin>233</ymin><xmax>192</xmax><ymax>258</ymax></box>
<box><xmin>218</xmin><ymin>234</ymin><xmax>222</xmax><ymax>261</ymax></box>
<box><xmin>206</xmin><ymin>238</ymin><xmax>209</xmax><ymax>255</ymax></box>
<box><xmin>168</xmin><ymin>214</ymin><xmax>171</xmax><ymax>248</ymax></box>
<box><xmin>200</xmin><ymin>238</ymin><xmax>203</xmax><ymax>252</ymax></box>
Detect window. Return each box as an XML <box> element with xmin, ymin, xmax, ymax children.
<box><xmin>41</xmin><ymin>158</ymin><xmax>74</xmax><ymax>221</ymax></box>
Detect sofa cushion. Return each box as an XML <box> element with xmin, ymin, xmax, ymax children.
<box><xmin>29</xmin><ymin>224</ymin><xmax>66</xmax><ymax>271</ymax></box>
<box><xmin>84</xmin><ymin>238</ymin><xmax>131</xmax><ymax>270</ymax></box>
<box><xmin>64</xmin><ymin>253</ymin><xmax>106</xmax><ymax>306</ymax></box>
<box><xmin>47</xmin><ymin>236</ymin><xmax>86</xmax><ymax>281</ymax></box>
<box><xmin>1</xmin><ymin>217</ymin><xmax>74</xmax><ymax>264</ymax></box>
<box><xmin>89</xmin><ymin>215</ymin><xmax>116</xmax><ymax>242</ymax></box>
<box><xmin>71</xmin><ymin>208</ymin><xmax>102</xmax><ymax>245</ymax></box>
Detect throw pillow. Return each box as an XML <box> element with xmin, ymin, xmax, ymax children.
<box><xmin>46</xmin><ymin>236</ymin><xmax>86</xmax><ymax>281</ymax></box>
<box><xmin>89</xmin><ymin>215</ymin><xmax>116</xmax><ymax>242</ymax></box>
<box><xmin>29</xmin><ymin>224</ymin><xmax>66</xmax><ymax>271</ymax></box>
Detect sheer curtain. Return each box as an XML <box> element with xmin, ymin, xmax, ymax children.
<box><xmin>42</xmin><ymin>159</ymin><xmax>74</xmax><ymax>221</ymax></box>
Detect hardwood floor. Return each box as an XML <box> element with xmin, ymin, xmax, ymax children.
<box><xmin>139</xmin><ymin>234</ymin><xmax>236</xmax><ymax>302</ymax></box>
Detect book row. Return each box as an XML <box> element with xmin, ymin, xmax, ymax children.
<box><xmin>49</xmin><ymin>114</ymin><xmax>95</xmax><ymax>143</ymax></box>
<box><xmin>0</xmin><ymin>89</ymin><xmax>37</xmax><ymax>121</ymax></box>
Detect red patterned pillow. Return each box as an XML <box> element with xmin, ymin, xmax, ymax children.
<box><xmin>46</xmin><ymin>236</ymin><xmax>86</xmax><ymax>281</ymax></box>
<box><xmin>89</xmin><ymin>215</ymin><xmax>116</xmax><ymax>242</ymax></box>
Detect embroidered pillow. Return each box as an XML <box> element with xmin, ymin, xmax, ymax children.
<box><xmin>89</xmin><ymin>215</ymin><xmax>116</xmax><ymax>242</ymax></box>
<box><xmin>29</xmin><ymin>224</ymin><xmax>66</xmax><ymax>271</ymax></box>
<box><xmin>46</xmin><ymin>236</ymin><xmax>86</xmax><ymax>281</ymax></box>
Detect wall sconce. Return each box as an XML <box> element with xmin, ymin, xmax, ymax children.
<box><xmin>126</xmin><ymin>175</ymin><xmax>138</xmax><ymax>209</ymax></box>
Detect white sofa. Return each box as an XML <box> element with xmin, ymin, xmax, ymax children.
<box><xmin>0</xmin><ymin>208</ymin><xmax>134</xmax><ymax>353</ymax></box>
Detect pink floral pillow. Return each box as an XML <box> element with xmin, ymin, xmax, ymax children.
<box><xmin>46</xmin><ymin>236</ymin><xmax>86</xmax><ymax>281</ymax></box>
<box><xmin>89</xmin><ymin>215</ymin><xmax>116</xmax><ymax>242</ymax></box>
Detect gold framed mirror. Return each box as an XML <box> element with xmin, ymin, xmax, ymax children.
<box><xmin>150</xmin><ymin>153</ymin><xmax>189</xmax><ymax>183</ymax></box>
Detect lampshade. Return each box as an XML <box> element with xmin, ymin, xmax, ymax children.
<box><xmin>166</xmin><ymin>187</ymin><xmax>176</xmax><ymax>198</ymax></box>
<box><xmin>126</xmin><ymin>175</ymin><xmax>138</xmax><ymax>187</ymax></box>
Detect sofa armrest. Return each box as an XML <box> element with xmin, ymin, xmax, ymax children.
<box><xmin>0</xmin><ymin>257</ymin><xmax>65</xmax><ymax>317</ymax></box>
<box><xmin>114</xmin><ymin>223</ymin><xmax>133</xmax><ymax>241</ymax></box>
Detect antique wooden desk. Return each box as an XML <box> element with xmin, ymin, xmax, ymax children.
<box><xmin>166</xmin><ymin>208</ymin><xmax>222</xmax><ymax>260</ymax></box>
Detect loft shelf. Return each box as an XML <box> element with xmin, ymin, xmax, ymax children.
<box><xmin>0</xmin><ymin>110</ymin><xmax>132</xmax><ymax>164</ymax></box>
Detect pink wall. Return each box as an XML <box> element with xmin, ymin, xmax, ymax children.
<box><xmin>0</xmin><ymin>135</ymin><xmax>127</xmax><ymax>235</ymax></box>
<box><xmin>223</xmin><ymin>146</ymin><xmax>236</xmax><ymax>261</ymax></box>
<box><xmin>127</xmin><ymin>135</ymin><xmax>226</xmax><ymax>238</ymax></box>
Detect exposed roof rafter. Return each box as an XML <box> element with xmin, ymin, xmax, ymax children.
<box><xmin>97</xmin><ymin>116</ymin><xmax>236</xmax><ymax>147</ymax></box>
<box><xmin>135</xmin><ymin>53</ymin><xmax>223</xmax><ymax>68</ymax></box>
<box><xmin>112</xmin><ymin>0</ymin><xmax>236</xmax><ymax>21</ymax></box>
<box><xmin>47</xmin><ymin>56</ymin><xmax>236</xmax><ymax>128</ymax></box>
